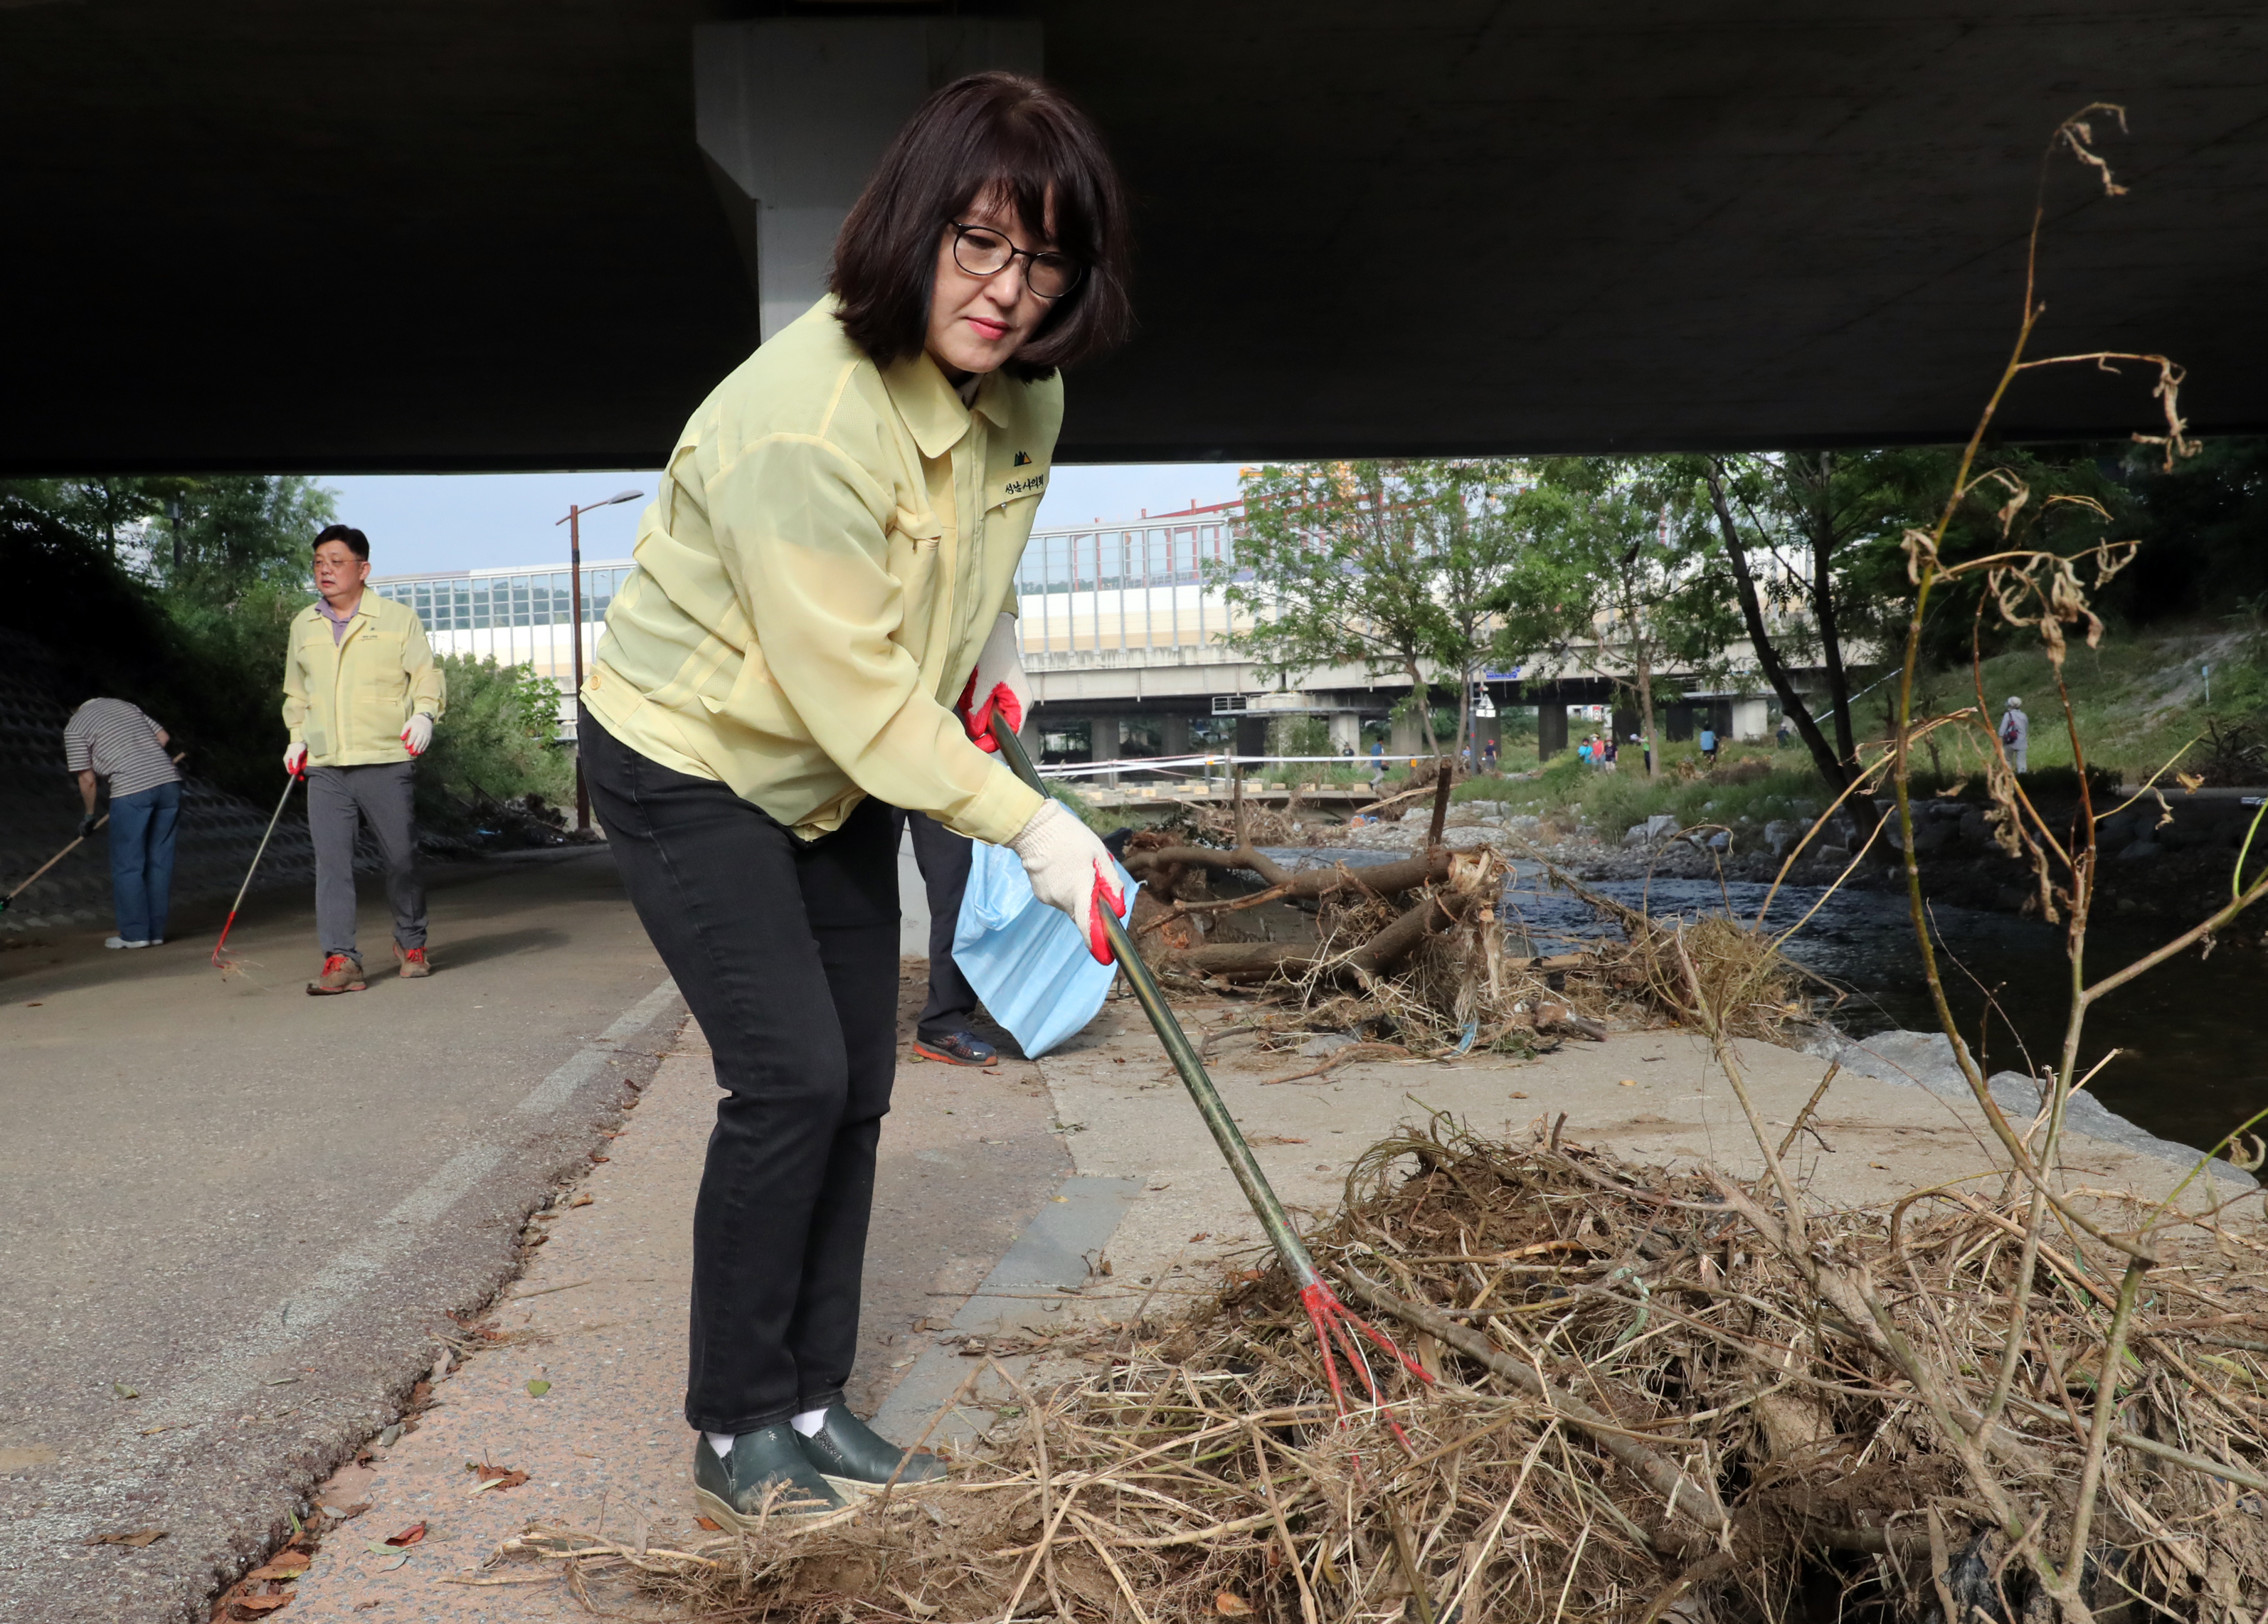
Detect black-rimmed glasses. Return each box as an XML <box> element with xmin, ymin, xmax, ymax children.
<box><xmin>950</xmin><ymin>223</ymin><xmax>1084</xmax><ymax>300</ymax></box>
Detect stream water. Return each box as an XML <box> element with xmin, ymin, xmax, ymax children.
<box><xmin>1263</xmin><ymin>849</ymin><xmax>2268</xmax><ymax>1159</ymax></box>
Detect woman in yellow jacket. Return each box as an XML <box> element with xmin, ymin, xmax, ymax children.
<box><xmin>578</xmin><ymin>73</ymin><xmax>1131</xmax><ymax>1522</ymax></box>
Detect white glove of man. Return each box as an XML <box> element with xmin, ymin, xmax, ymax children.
<box><xmin>1006</xmin><ymin>799</ymin><xmax>1126</xmax><ymax>966</ymax></box>
<box><xmin>282</xmin><ymin>741</ymin><xmax>308</xmax><ymax>777</ymax></box>
<box><xmin>401</xmin><ymin>714</ymin><xmax>434</xmax><ymax>757</ymax></box>
<box><xmin>955</xmin><ymin>611</ymin><xmax>1032</xmax><ymax>754</ymax></box>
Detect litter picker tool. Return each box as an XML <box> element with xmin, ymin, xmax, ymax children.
<box><xmin>0</xmin><ymin>816</ymin><xmax>108</xmax><ymax>918</ymax></box>
<box><xmin>992</xmin><ymin>726</ymin><xmax>1433</xmax><ymax>1428</ymax></box>
<box><xmin>212</xmin><ymin>771</ymin><xmax>303</xmax><ymax>970</ymax></box>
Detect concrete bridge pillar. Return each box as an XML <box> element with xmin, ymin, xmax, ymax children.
<box><xmin>1471</xmin><ymin>713</ymin><xmax>1501</xmax><ymax>768</ymax></box>
<box><xmin>1160</xmin><ymin>713</ymin><xmax>1192</xmax><ymax>757</ymax></box>
<box><xmin>1090</xmin><ymin>714</ymin><xmax>1121</xmax><ymax>785</ymax></box>
<box><xmin>1537</xmin><ymin>702</ymin><xmax>1568</xmax><ymax>760</ymax></box>
<box><xmin>1730</xmin><ymin>697</ymin><xmax>1770</xmax><ymax>741</ymax></box>
<box><xmin>694</xmin><ymin>19</ymin><xmax>1043</xmax><ymax>340</ymax></box>
<box><xmin>1328</xmin><ymin>709</ymin><xmax>1361</xmax><ymax>756</ymax></box>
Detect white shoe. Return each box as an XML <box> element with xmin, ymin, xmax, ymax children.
<box><xmin>104</xmin><ymin>936</ymin><xmax>152</xmax><ymax>950</ymax></box>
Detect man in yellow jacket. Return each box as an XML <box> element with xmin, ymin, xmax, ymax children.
<box><xmin>282</xmin><ymin>524</ymin><xmax>447</xmax><ymax>994</ymax></box>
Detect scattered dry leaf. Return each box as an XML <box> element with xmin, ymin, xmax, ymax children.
<box><xmin>526</xmin><ymin>1379</ymin><xmax>552</xmax><ymax>1398</ymax></box>
<box><xmin>465</xmin><ymin>1461</ymin><xmax>530</xmax><ymax>1494</ymax></box>
<box><xmin>694</xmin><ymin>1516</ymin><xmax>722</xmax><ymax>1532</ymax></box>
<box><xmin>1215</xmin><ymin>1591</ymin><xmax>1254</xmax><ymax>1615</ymax></box>
<box><xmin>86</xmin><ymin>1527</ymin><xmax>166</xmax><ymax>1547</ymax></box>
<box><xmin>382</xmin><ymin>1522</ymin><xmax>426</xmax><ymax>1548</ymax></box>
<box><xmin>568</xmin><ymin>1193</ymin><xmax>593</xmax><ymax>1207</ymax></box>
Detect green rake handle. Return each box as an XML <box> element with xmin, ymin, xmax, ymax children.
<box><xmin>992</xmin><ymin>726</ymin><xmax>1326</xmax><ymax>1293</ymax></box>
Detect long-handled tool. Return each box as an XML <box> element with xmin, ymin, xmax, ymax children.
<box><xmin>212</xmin><ymin>772</ymin><xmax>303</xmax><ymax>970</ymax></box>
<box><xmin>993</xmin><ymin>727</ymin><xmax>1433</xmax><ymax>1425</ymax></box>
<box><xmin>0</xmin><ymin>815</ymin><xmax>110</xmax><ymax>918</ymax></box>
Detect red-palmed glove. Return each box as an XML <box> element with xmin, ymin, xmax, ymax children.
<box><xmin>401</xmin><ymin>714</ymin><xmax>434</xmax><ymax>757</ymax></box>
<box><xmin>954</xmin><ymin>612</ymin><xmax>1032</xmax><ymax>754</ymax></box>
<box><xmin>282</xmin><ymin>742</ymin><xmax>308</xmax><ymax>778</ymax></box>
<box><xmin>1005</xmin><ymin>800</ymin><xmax>1125</xmax><ymax>966</ymax></box>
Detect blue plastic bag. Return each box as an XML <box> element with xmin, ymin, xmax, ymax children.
<box><xmin>953</xmin><ymin>839</ymin><xmax>1137</xmax><ymax>1058</ymax></box>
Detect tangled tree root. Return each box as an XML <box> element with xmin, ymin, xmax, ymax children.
<box><xmin>487</xmin><ymin>1122</ymin><xmax>2268</xmax><ymax>1623</ymax></box>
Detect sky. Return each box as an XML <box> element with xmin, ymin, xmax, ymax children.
<box><xmin>323</xmin><ymin>462</ymin><xmax>1248</xmax><ymax>578</ymax></box>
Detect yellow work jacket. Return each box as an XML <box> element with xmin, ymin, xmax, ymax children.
<box><xmin>282</xmin><ymin>592</ymin><xmax>447</xmax><ymax>767</ymax></box>
<box><xmin>582</xmin><ymin>297</ymin><xmax>1054</xmax><ymax>846</ymax></box>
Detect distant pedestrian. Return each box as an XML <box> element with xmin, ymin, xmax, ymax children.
<box><xmin>1999</xmin><ymin>696</ymin><xmax>2029</xmax><ymax>773</ymax></box>
<box><xmin>1699</xmin><ymin>723</ymin><xmax>1719</xmax><ymax>765</ymax></box>
<box><xmin>282</xmin><ymin>524</ymin><xmax>446</xmax><ymax>994</ymax></box>
<box><xmin>1602</xmin><ymin>736</ymin><xmax>1618</xmax><ymax>769</ymax></box>
<box><xmin>63</xmin><ymin>696</ymin><xmax>180</xmax><ymax>950</ymax></box>
<box><xmin>1776</xmin><ymin>720</ymin><xmax>1791</xmax><ymax>749</ymax></box>
<box><xmin>1369</xmin><ymin>740</ymin><xmax>1385</xmax><ymax>784</ymax></box>
<box><xmin>1482</xmin><ymin>737</ymin><xmax>1499</xmax><ymax>772</ymax></box>
<box><xmin>1577</xmin><ymin>738</ymin><xmax>1592</xmax><ymax>765</ymax></box>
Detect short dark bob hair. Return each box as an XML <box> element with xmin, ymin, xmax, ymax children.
<box><xmin>313</xmin><ymin>524</ymin><xmax>370</xmax><ymax>561</ymax></box>
<box><xmin>831</xmin><ymin>72</ymin><xmax>1131</xmax><ymax>382</ymax></box>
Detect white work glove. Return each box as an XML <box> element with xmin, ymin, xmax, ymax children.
<box><xmin>283</xmin><ymin>742</ymin><xmax>308</xmax><ymax>777</ymax></box>
<box><xmin>1006</xmin><ymin>799</ymin><xmax>1126</xmax><ymax>966</ymax></box>
<box><xmin>401</xmin><ymin>713</ymin><xmax>434</xmax><ymax>756</ymax></box>
<box><xmin>954</xmin><ymin>612</ymin><xmax>1032</xmax><ymax>754</ymax></box>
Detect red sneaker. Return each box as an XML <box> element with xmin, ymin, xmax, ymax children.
<box><xmin>395</xmin><ymin>944</ymin><xmax>432</xmax><ymax>980</ymax></box>
<box><xmin>306</xmin><ymin>954</ymin><xmax>366</xmax><ymax>995</ymax></box>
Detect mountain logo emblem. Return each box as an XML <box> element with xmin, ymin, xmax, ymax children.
<box><xmin>1012</xmin><ymin>450</ymin><xmax>1032</xmax><ymax>467</ymax></box>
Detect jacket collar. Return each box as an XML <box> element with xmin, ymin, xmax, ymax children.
<box><xmin>313</xmin><ymin>591</ymin><xmax>380</xmax><ymax>625</ymax></box>
<box><xmin>880</xmin><ymin>351</ymin><xmax>974</xmax><ymax>462</ymax></box>
<box><xmin>880</xmin><ymin>351</ymin><xmax>1019</xmax><ymax>457</ymax></box>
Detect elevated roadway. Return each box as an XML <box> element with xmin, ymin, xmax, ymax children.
<box><xmin>2</xmin><ymin>3</ymin><xmax>2262</xmax><ymax>474</ymax></box>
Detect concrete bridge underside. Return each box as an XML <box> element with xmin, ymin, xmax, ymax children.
<box><xmin>1</xmin><ymin>3</ymin><xmax>2263</xmax><ymax>476</ymax></box>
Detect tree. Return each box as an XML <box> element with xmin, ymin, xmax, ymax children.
<box><xmin>1214</xmin><ymin>460</ymin><xmax>1527</xmax><ymax>763</ymax></box>
<box><xmin>147</xmin><ymin>474</ymin><xmax>337</xmax><ymax>603</ymax></box>
<box><xmin>1489</xmin><ymin>457</ymin><xmax>1736</xmax><ymax>777</ymax></box>
<box><xmin>1690</xmin><ymin>447</ymin><xmax>2117</xmax><ymax>795</ymax></box>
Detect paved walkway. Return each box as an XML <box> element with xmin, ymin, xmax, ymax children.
<box><xmin>10</xmin><ymin>832</ymin><xmax>2242</xmax><ymax>1621</ymax></box>
<box><xmin>270</xmin><ymin>980</ymin><xmax>2244</xmax><ymax>1620</ymax></box>
<box><xmin>0</xmin><ymin>851</ymin><xmax>680</xmax><ymax>1623</ymax></box>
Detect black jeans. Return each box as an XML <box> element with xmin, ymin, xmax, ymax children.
<box><xmin>892</xmin><ymin>808</ymin><xmax>980</xmax><ymax>1041</ymax></box>
<box><xmin>580</xmin><ymin>707</ymin><xmax>899</xmax><ymax>1433</ymax></box>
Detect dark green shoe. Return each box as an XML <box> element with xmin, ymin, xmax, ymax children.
<box><xmin>692</xmin><ymin>1426</ymin><xmax>844</xmax><ymax>1527</ymax></box>
<box><xmin>795</xmin><ymin>1405</ymin><xmax>948</xmax><ymax>1500</ymax></box>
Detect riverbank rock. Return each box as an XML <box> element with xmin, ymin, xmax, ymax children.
<box><xmin>1798</xmin><ymin>1026</ymin><xmax>2257</xmax><ymax>1187</ymax></box>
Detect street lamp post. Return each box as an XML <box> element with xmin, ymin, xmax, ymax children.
<box><xmin>557</xmin><ymin>489</ymin><xmax>643</xmax><ymax>830</ymax></box>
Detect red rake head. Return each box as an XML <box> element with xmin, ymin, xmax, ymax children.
<box><xmin>1298</xmin><ymin>1280</ymin><xmax>1433</xmax><ymax>1446</ymax></box>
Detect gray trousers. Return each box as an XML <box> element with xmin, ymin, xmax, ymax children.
<box><xmin>308</xmin><ymin>762</ymin><xmax>427</xmax><ymax>959</ymax></box>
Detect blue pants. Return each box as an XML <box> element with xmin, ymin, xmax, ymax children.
<box><xmin>107</xmin><ymin>780</ymin><xmax>179</xmax><ymax>943</ymax></box>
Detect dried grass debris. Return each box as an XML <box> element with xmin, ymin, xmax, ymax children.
<box><xmin>487</xmin><ymin>1122</ymin><xmax>2268</xmax><ymax>1623</ymax></box>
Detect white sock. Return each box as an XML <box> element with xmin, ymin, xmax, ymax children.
<box><xmin>791</xmin><ymin>1407</ymin><xmax>830</xmax><ymax>1438</ymax></box>
<box><xmin>706</xmin><ymin>1431</ymin><xmax>736</xmax><ymax>1459</ymax></box>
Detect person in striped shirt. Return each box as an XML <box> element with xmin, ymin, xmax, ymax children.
<box><xmin>63</xmin><ymin>696</ymin><xmax>181</xmax><ymax>949</ymax></box>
